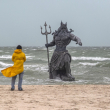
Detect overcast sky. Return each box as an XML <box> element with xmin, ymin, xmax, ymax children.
<box><xmin>0</xmin><ymin>0</ymin><xmax>110</xmax><ymax>47</ymax></box>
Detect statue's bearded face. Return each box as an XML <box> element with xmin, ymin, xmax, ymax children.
<box><xmin>61</xmin><ymin>29</ymin><xmax>66</xmax><ymax>33</ymax></box>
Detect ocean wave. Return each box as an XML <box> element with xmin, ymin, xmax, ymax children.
<box><xmin>72</xmin><ymin>57</ymin><xmax>110</xmax><ymax>61</ymax></box>
<box><xmin>73</xmin><ymin>70</ymin><xmax>88</xmax><ymax>75</ymax></box>
<box><xmin>0</xmin><ymin>55</ymin><xmax>35</xmax><ymax>60</ymax></box>
<box><xmin>24</xmin><ymin>64</ymin><xmax>48</xmax><ymax>72</ymax></box>
<box><xmin>0</xmin><ymin>68</ymin><xmax>5</xmax><ymax>71</ymax></box>
<box><xmin>0</xmin><ymin>55</ymin><xmax>12</xmax><ymax>59</ymax></box>
<box><xmin>26</xmin><ymin>56</ymin><xmax>35</xmax><ymax>59</ymax></box>
<box><xmin>103</xmin><ymin>77</ymin><xmax>110</xmax><ymax>83</ymax></box>
<box><xmin>49</xmin><ymin>49</ymin><xmax>54</xmax><ymax>52</ymax></box>
<box><xmin>32</xmin><ymin>49</ymin><xmax>37</xmax><ymax>50</ymax></box>
<box><xmin>0</xmin><ymin>61</ymin><xmax>13</xmax><ymax>67</ymax></box>
<box><xmin>79</xmin><ymin>62</ymin><xmax>99</xmax><ymax>66</ymax></box>
<box><xmin>75</xmin><ymin>79</ymin><xmax>89</xmax><ymax>84</ymax></box>
<box><xmin>36</xmin><ymin>58</ymin><xmax>47</xmax><ymax>62</ymax></box>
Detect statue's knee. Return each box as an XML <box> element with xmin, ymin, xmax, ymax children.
<box><xmin>64</xmin><ymin>55</ymin><xmax>71</xmax><ymax>62</ymax></box>
<box><xmin>65</xmin><ymin>61</ymin><xmax>70</xmax><ymax>67</ymax></box>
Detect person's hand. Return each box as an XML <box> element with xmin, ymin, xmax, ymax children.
<box><xmin>45</xmin><ymin>44</ymin><xmax>48</xmax><ymax>48</ymax></box>
<box><xmin>79</xmin><ymin>42</ymin><xmax>82</xmax><ymax>46</ymax></box>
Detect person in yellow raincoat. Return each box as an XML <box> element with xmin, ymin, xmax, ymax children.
<box><xmin>1</xmin><ymin>45</ymin><xmax>26</xmax><ymax>91</ymax></box>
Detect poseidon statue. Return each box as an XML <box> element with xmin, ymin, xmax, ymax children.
<box><xmin>45</xmin><ymin>22</ymin><xmax>82</xmax><ymax>81</ymax></box>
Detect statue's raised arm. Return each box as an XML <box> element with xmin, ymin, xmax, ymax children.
<box><xmin>70</xmin><ymin>34</ymin><xmax>82</xmax><ymax>46</ymax></box>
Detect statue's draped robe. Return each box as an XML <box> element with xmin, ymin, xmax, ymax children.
<box><xmin>49</xmin><ymin>51</ymin><xmax>71</xmax><ymax>73</ymax></box>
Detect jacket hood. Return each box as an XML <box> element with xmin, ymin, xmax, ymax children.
<box><xmin>14</xmin><ymin>49</ymin><xmax>22</xmax><ymax>53</ymax></box>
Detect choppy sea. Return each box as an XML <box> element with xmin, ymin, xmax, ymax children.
<box><xmin>0</xmin><ymin>46</ymin><xmax>110</xmax><ymax>85</ymax></box>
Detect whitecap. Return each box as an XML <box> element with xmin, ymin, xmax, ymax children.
<box><xmin>32</xmin><ymin>49</ymin><xmax>37</xmax><ymax>50</ymax></box>
<box><xmin>49</xmin><ymin>49</ymin><xmax>54</xmax><ymax>52</ymax></box>
<box><xmin>26</xmin><ymin>56</ymin><xmax>35</xmax><ymax>59</ymax></box>
<box><xmin>71</xmin><ymin>51</ymin><xmax>76</xmax><ymax>53</ymax></box>
<box><xmin>75</xmin><ymin>79</ymin><xmax>89</xmax><ymax>83</ymax></box>
<box><xmin>0</xmin><ymin>55</ymin><xmax>12</xmax><ymax>59</ymax></box>
<box><xmin>37</xmin><ymin>58</ymin><xmax>47</xmax><ymax>61</ymax></box>
<box><xmin>0</xmin><ymin>61</ymin><xmax>13</xmax><ymax>67</ymax></box>
<box><xmin>0</xmin><ymin>68</ymin><xmax>5</xmax><ymax>71</ymax></box>
<box><xmin>73</xmin><ymin>71</ymin><xmax>88</xmax><ymax>75</ymax></box>
<box><xmin>41</xmin><ymin>67</ymin><xmax>48</xmax><ymax>71</ymax></box>
<box><xmin>103</xmin><ymin>77</ymin><xmax>110</xmax><ymax>83</ymax></box>
<box><xmin>72</xmin><ymin>57</ymin><xmax>110</xmax><ymax>61</ymax></box>
<box><xmin>79</xmin><ymin>62</ymin><xmax>99</xmax><ymax>66</ymax></box>
<box><xmin>24</xmin><ymin>64</ymin><xmax>48</xmax><ymax>72</ymax></box>
<box><xmin>0</xmin><ymin>55</ymin><xmax>35</xmax><ymax>60</ymax></box>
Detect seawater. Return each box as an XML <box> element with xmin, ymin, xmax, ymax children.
<box><xmin>0</xmin><ymin>46</ymin><xmax>110</xmax><ymax>85</ymax></box>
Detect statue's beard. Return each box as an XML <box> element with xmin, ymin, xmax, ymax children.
<box><xmin>61</xmin><ymin>30</ymin><xmax>67</xmax><ymax>33</ymax></box>
<box><xmin>59</xmin><ymin>29</ymin><xmax>68</xmax><ymax>37</ymax></box>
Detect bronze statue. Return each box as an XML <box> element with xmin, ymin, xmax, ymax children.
<box><xmin>41</xmin><ymin>22</ymin><xmax>82</xmax><ymax>81</ymax></box>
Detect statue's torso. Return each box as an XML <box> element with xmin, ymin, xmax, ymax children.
<box><xmin>54</xmin><ymin>32</ymin><xmax>71</xmax><ymax>52</ymax></box>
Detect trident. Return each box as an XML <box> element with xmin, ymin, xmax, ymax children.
<box><xmin>40</xmin><ymin>22</ymin><xmax>51</xmax><ymax>68</ymax></box>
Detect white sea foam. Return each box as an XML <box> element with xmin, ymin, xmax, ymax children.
<box><xmin>73</xmin><ymin>70</ymin><xmax>88</xmax><ymax>75</ymax></box>
<box><xmin>26</xmin><ymin>56</ymin><xmax>35</xmax><ymax>59</ymax></box>
<box><xmin>79</xmin><ymin>62</ymin><xmax>99</xmax><ymax>66</ymax></box>
<box><xmin>0</xmin><ymin>68</ymin><xmax>5</xmax><ymax>71</ymax></box>
<box><xmin>32</xmin><ymin>49</ymin><xmax>37</xmax><ymax>50</ymax></box>
<box><xmin>0</xmin><ymin>61</ymin><xmax>13</xmax><ymax>67</ymax></box>
<box><xmin>0</xmin><ymin>55</ymin><xmax>35</xmax><ymax>60</ymax></box>
<box><xmin>49</xmin><ymin>49</ymin><xmax>54</xmax><ymax>52</ymax></box>
<box><xmin>103</xmin><ymin>77</ymin><xmax>110</xmax><ymax>83</ymax></box>
<box><xmin>72</xmin><ymin>57</ymin><xmax>110</xmax><ymax>61</ymax></box>
<box><xmin>0</xmin><ymin>55</ymin><xmax>12</xmax><ymax>59</ymax></box>
<box><xmin>75</xmin><ymin>79</ymin><xmax>89</xmax><ymax>84</ymax></box>
<box><xmin>24</xmin><ymin>64</ymin><xmax>48</xmax><ymax>71</ymax></box>
<box><xmin>37</xmin><ymin>58</ymin><xmax>47</xmax><ymax>61</ymax></box>
<box><xmin>71</xmin><ymin>51</ymin><xmax>76</xmax><ymax>53</ymax></box>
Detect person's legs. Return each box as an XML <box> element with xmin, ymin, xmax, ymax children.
<box><xmin>18</xmin><ymin>71</ymin><xmax>24</xmax><ymax>90</ymax></box>
<box><xmin>11</xmin><ymin>75</ymin><xmax>17</xmax><ymax>90</ymax></box>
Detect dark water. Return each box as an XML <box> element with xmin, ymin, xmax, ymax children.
<box><xmin>0</xmin><ymin>46</ymin><xmax>110</xmax><ymax>85</ymax></box>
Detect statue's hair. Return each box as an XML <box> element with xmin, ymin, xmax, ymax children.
<box><xmin>57</xmin><ymin>21</ymin><xmax>68</xmax><ymax>32</ymax></box>
<box><xmin>52</xmin><ymin>21</ymin><xmax>68</xmax><ymax>36</ymax></box>
<box><xmin>52</xmin><ymin>21</ymin><xmax>73</xmax><ymax>36</ymax></box>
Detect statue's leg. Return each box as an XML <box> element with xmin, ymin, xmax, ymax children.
<box><xmin>51</xmin><ymin>70</ymin><xmax>61</xmax><ymax>79</ymax></box>
<box><xmin>64</xmin><ymin>62</ymin><xmax>75</xmax><ymax>80</ymax></box>
<box><xmin>61</xmin><ymin>75</ymin><xmax>74</xmax><ymax>81</ymax></box>
<box><xmin>52</xmin><ymin>70</ymin><xmax>57</xmax><ymax>79</ymax></box>
<box><xmin>63</xmin><ymin>54</ymin><xmax>75</xmax><ymax>81</ymax></box>
<box><xmin>49</xmin><ymin>72</ymin><xmax>53</xmax><ymax>79</ymax></box>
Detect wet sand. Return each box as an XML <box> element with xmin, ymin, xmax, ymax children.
<box><xmin>0</xmin><ymin>85</ymin><xmax>110</xmax><ymax>110</ymax></box>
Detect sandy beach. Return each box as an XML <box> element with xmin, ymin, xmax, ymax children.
<box><xmin>0</xmin><ymin>85</ymin><xmax>110</xmax><ymax>110</ymax></box>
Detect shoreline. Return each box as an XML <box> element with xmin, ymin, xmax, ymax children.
<box><xmin>0</xmin><ymin>85</ymin><xmax>110</xmax><ymax>110</ymax></box>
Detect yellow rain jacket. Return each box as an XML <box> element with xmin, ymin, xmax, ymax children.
<box><xmin>1</xmin><ymin>49</ymin><xmax>26</xmax><ymax>77</ymax></box>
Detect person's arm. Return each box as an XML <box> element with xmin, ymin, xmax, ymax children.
<box><xmin>24</xmin><ymin>54</ymin><xmax>26</xmax><ymax>62</ymax></box>
<box><xmin>70</xmin><ymin>33</ymin><xmax>82</xmax><ymax>46</ymax></box>
<box><xmin>12</xmin><ymin>53</ymin><xmax>15</xmax><ymax>62</ymax></box>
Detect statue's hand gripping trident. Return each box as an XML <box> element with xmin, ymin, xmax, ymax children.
<box><xmin>40</xmin><ymin>22</ymin><xmax>51</xmax><ymax>68</ymax></box>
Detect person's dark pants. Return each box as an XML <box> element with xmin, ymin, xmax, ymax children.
<box><xmin>11</xmin><ymin>71</ymin><xmax>24</xmax><ymax>90</ymax></box>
